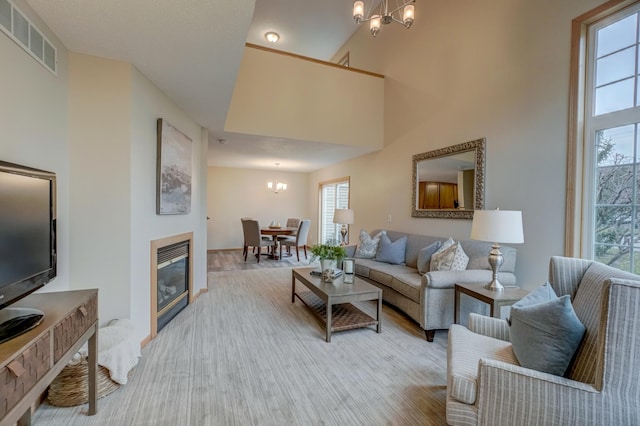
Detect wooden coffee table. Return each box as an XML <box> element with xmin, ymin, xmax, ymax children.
<box><xmin>291</xmin><ymin>267</ymin><xmax>382</xmax><ymax>342</ymax></box>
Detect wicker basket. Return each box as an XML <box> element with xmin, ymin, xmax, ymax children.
<box><xmin>47</xmin><ymin>361</ymin><xmax>121</xmax><ymax>407</ymax></box>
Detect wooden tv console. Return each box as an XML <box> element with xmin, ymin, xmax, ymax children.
<box><xmin>0</xmin><ymin>289</ymin><xmax>98</xmax><ymax>426</ymax></box>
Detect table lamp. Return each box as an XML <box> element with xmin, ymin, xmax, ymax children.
<box><xmin>333</xmin><ymin>208</ymin><xmax>355</xmax><ymax>246</ymax></box>
<box><xmin>470</xmin><ymin>209</ymin><xmax>524</xmax><ymax>291</ymax></box>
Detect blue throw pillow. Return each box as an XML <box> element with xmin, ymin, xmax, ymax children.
<box><xmin>509</xmin><ymin>283</ymin><xmax>586</xmax><ymax>376</ymax></box>
<box><xmin>417</xmin><ymin>241</ymin><xmax>442</xmax><ymax>274</ymax></box>
<box><xmin>374</xmin><ymin>234</ymin><xmax>407</xmax><ymax>265</ymax></box>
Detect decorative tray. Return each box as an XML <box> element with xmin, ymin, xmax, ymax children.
<box><xmin>268</xmin><ymin>225</ymin><xmax>282</xmax><ymax>229</ymax></box>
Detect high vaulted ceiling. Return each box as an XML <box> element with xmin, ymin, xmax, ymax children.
<box><xmin>26</xmin><ymin>0</ymin><xmax>367</xmax><ymax>172</ymax></box>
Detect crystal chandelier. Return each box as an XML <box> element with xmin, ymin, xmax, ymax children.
<box><xmin>267</xmin><ymin>163</ymin><xmax>287</xmax><ymax>194</ymax></box>
<box><xmin>353</xmin><ymin>0</ymin><xmax>416</xmax><ymax>37</ymax></box>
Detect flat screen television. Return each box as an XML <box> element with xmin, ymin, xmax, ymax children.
<box><xmin>0</xmin><ymin>160</ymin><xmax>56</xmax><ymax>343</ymax></box>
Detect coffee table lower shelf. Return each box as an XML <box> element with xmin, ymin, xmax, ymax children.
<box><xmin>296</xmin><ymin>291</ymin><xmax>378</xmax><ymax>333</ymax></box>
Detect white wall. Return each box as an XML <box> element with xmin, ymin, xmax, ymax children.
<box><xmin>0</xmin><ymin>0</ymin><xmax>70</xmax><ymax>294</ymax></box>
<box><xmin>207</xmin><ymin>167</ymin><xmax>310</xmax><ymax>249</ymax></box>
<box><xmin>130</xmin><ymin>66</ymin><xmax>208</xmax><ymax>342</ymax></box>
<box><xmin>226</xmin><ymin>47</ymin><xmax>384</xmax><ymax>149</ymax></box>
<box><xmin>320</xmin><ymin>0</ymin><xmax>605</xmax><ymax>289</ymax></box>
<box><xmin>67</xmin><ymin>53</ymin><xmax>133</xmax><ymax>323</ymax></box>
<box><xmin>68</xmin><ymin>55</ymin><xmax>209</xmax><ymax>342</ymax></box>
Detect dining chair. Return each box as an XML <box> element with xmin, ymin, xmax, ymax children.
<box><xmin>242</xmin><ymin>219</ymin><xmax>275</xmax><ymax>263</ymax></box>
<box><xmin>278</xmin><ymin>218</ymin><xmax>301</xmax><ymax>255</ymax></box>
<box><xmin>279</xmin><ymin>219</ymin><xmax>311</xmax><ymax>261</ymax></box>
<box><xmin>286</xmin><ymin>217</ymin><xmax>301</xmax><ymax>228</ymax></box>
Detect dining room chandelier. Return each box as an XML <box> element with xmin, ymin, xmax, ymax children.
<box><xmin>267</xmin><ymin>163</ymin><xmax>287</xmax><ymax>194</ymax></box>
<box><xmin>353</xmin><ymin>0</ymin><xmax>416</xmax><ymax>37</ymax></box>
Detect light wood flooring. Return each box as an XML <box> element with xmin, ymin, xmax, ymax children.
<box><xmin>33</xmin><ymin>256</ymin><xmax>449</xmax><ymax>425</ymax></box>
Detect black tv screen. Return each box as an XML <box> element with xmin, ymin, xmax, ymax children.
<box><xmin>0</xmin><ymin>161</ymin><xmax>56</xmax><ymax>309</ymax></box>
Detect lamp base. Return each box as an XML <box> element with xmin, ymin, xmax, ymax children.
<box><xmin>485</xmin><ymin>243</ymin><xmax>505</xmax><ymax>292</ymax></box>
<box><xmin>484</xmin><ymin>279</ymin><xmax>505</xmax><ymax>292</ymax></box>
<box><xmin>340</xmin><ymin>225</ymin><xmax>348</xmax><ymax>246</ymax></box>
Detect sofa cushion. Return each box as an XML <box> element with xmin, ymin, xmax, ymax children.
<box><xmin>355</xmin><ymin>229</ymin><xmax>385</xmax><ymax>259</ymax></box>
<box><xmin>448</xmin><ymin>324</ymin><xmax>518</xmax><ymax>405</ymax></box>
<box><xmin>509</xmin><ymin>283</ymin><xmax>586</xmax><ymax>376</ymax></box>
<box><xmin>417</xmin><ymin>241</ymin><xmax>442</xmax><ymax>275</ymax></box>
<box><xmin>391</xmin><ymin>273</ymin><xmax>422</xmax><ymax>303</ymax></box>
<box><xmin>431</xmin><ymin>241</ymin><xmax>469</xmax><ymax>272</ymax></box>
<box><xmin>369</xmin><ymin>267</ymin><xmax>394</xmax><ymax>286</ymax></box>
<box><xmin>375</xmin><ymin>234</ymin><xmax>407</xmax><ymax>264</ymax></box>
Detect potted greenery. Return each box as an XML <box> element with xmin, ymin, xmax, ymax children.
<box><xmin>310</xmin><ymin>243</ymin><xmax>347</xmax><ymax>273</ymax></box>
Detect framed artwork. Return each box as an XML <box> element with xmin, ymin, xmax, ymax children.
<box><xmin>156</xmin><ymin>118</ymin><xmax>192</xmax><ymax>215</ymax></box>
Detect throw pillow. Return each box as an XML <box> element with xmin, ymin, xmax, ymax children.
<box><xmin>417</xmin><ymin>241</ymin><xmax>442</xmax><ymax>274</ymax></box>
<box><xmin>354</xmin><ymin>229</ymin><xmax>385</xmax><ymax>259</ymax></box>
<box><xmin>509</xmin><ymin>283</ymin><xmax>586</xmax><ymax>376</ymax></box>
<box><xmin>430</xmin><ymin>241</ymin><xmax>469</xmax><ymax>271</ymax></box>
<box><xmin>429</xmin><ymin>237</ymin><xmax>454</xmax><ymax>270</ymax></box>
<box><xmin>375</xmin><ymin>234</ymin><xmax>407</xmax><ymax>265</ymax></box>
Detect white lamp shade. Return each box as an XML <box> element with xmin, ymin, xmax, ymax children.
<box><xmin>470</xmin><ymin>210</ymin><xmax>524</xmax><ymax>244</ymax></box>
<box><xmin>333</xmin><ymin>208</ymin><xmax>355</xmax><ymax>225</ymax></box>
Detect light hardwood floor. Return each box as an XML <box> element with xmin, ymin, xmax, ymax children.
<box><xmin>34</xmin><ymin>257</ymin><xmax>449</xmax><ymax>425</ymax></box>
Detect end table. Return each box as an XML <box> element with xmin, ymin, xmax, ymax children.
<box><xmin>454</xmin><ymin>282</ymin><xmax>529</xmax><ymax>324</ymax></box>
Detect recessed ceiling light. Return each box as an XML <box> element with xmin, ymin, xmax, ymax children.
<box><xmin>265</xmin><ymin>32</ymin><xmax>280</xmax><ymax>43</ymax></box>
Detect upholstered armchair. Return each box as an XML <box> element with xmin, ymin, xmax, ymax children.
<box><xmin>446</xmin><ymin>256</ymin><xmax>640</xmax><ymax>425</ymax></box>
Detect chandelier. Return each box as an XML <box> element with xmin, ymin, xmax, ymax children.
<box><xmin>267</xmin><ymin>163</ymin><xmax>287</xmax><ymax>194</ymax></box>
<box><xmin>353</xmin><ymin>0</ymin><xmax>416</xmax><ymax>37</ymax></box>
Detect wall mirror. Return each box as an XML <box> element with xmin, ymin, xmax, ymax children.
<box><xmin>411</xmin><ymin>138</ymin><xmax>486</xmax><ymax>219</ymax></box>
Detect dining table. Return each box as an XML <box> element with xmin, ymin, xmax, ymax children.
<box><xmin>260</xmin><ymin>226</ymin><xmax>297</xmax><ymax>260</ymax></box>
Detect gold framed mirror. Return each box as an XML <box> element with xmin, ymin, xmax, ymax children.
<box><xmin>411</xmin><ymin>138</ymin><xmax>486</xmax><ymax>219</ymax></box>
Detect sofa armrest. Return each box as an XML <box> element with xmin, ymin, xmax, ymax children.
<box><xmin>467</xmin><ymin>313</ymin><xmax>510</xmax><ymax>341</ymax></box>
<box><xmin>477</xmin><ymin>358</ymin><xmax>599</xmax><ymax>426</ymax></box>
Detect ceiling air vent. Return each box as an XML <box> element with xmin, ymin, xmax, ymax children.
<box><xmin>0</xmin><ymin>0</ymin><xmax>57</xmax><ymax>75</ymax></box>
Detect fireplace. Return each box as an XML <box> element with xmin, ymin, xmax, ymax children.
<box><xmin>150</xmin><ymin>232</ymin><xmax>193</xmax><ymax>339</ymax></box>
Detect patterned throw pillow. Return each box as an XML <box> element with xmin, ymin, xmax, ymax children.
<box><xmin>430</xmin><ymin>241</ymin><xmax>469</xmax><ymax>271</ymax></box>
<box><xmin>354</xmin><ymin>229</ymin><xmax>385</xmax><ymax>259</ymax></box>
<box><xmin>429</xmin><ymin>237</ymin><xmax>454</xmax><ymax>271</ymax></box>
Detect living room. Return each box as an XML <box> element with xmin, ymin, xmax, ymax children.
<box><xmin>2</xmin><ymin>0</ymin><xmax>638</xmax><ymax>424</ymax></box>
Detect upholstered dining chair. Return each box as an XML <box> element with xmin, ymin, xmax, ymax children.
<box><xmin>241</xmin><ymin>217</ymin><xmax>271</xmax><ymax>257</ymax></box>
<box><xmin>278</xmin><ymin>218</ymin><xmax>301</xmax><ymax>255</ymax></box>
<box><xmin>285</xmin><ymin>218</ymin><xmax>301</xmax><ymax>235</ymax></box>
<box><xmin>279</xmin><ymin>219</ymin><xmax>310</xmax><ymax>261</ymax></box>
<box><xmin>242</xmin><ymin>219</ymin><xmax>275</xmax><ymax>263</ymax></box>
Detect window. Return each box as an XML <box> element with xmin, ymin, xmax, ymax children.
<box><xmin>575</xmin><ymin>2</ymin><xmax>640</xmax><ymax>273</ymax></box>
<box><xmin>319</xmin><ymin>178</ymin><xmax>350</xmax><ymax>244</ymax></box>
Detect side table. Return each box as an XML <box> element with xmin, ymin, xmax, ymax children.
<box><xmin>454</xmin><ymin>282</ymin><xmax>529</xmax><ymax>324</ymax></box>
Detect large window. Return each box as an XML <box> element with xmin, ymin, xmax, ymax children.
<box><xmin>581</xmin><ymin>2</ymin><xmax>640</xmax><ymax>273</ymax></box>
<box><xmin>319</xmin><ymin>178</ymin><xmax>349</xmax><ymax>244</ymax></box>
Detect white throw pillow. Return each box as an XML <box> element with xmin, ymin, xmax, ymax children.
<box><xmin>430</xmin><ymin>241</ymin><xmax>469</xmax><ymax>271</ymax></box>
<box><xmin>429</xmin><ymin>237</ymin><xmax>455</xmax><ymax>270</ymax></box>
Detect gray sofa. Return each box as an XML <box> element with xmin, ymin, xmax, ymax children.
<box><xmin>352</xmin><ymin>230</ymin><xmax>517</xmax><ymax>341</ymax></box>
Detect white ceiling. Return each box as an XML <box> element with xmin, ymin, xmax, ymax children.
<box><xmin>26</xmin><ymin>0</ymin><xmax>368</xmax><ymax>172</ymax></box>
